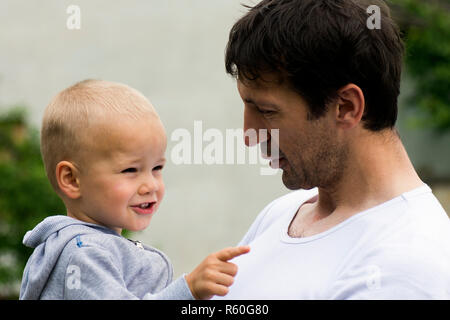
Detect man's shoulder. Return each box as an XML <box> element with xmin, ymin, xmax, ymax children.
<box><xmin>330</xmin><ymin>187</ymin><xmax>450</xmax><ymax>298</ymax></box>
<box><xmin>331</xmin><ymin>234</ymin><xmax>450</xmax><ymax>299</ymax></box>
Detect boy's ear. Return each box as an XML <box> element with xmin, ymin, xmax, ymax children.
<box><xmin>56</xmin><ymin>161</ymin><xmax>81</xmax><ymax>199</ymax></box>
<box><xmin>333</xmin><ymin>84</ymin><xmax>365</xmax><ymax>130</ymax></box>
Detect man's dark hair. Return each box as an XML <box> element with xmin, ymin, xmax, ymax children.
<box><xmin>225</xmin><ymin>0</ymin><xmax>405</xmax><ymax>131</ymax></box>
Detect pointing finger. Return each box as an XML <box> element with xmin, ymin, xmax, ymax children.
<box><xmin>216</xmin><ymin>246</ymin><xmax>250</xmax><ymax>261</ymax></box>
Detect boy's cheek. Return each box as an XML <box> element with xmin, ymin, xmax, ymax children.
<box><xmin>158</xmin><ymin>182</ymin><xmax>165</xmax><ymax>202</ymax></box>
<box><xmin>96</xmin><ymin>179</ymin><xmax>134</xmax><ymax>204</ymax></box>
<box><xmin>110</xmin><ymin>182</ymin><xmax>134</xmax><ymax>199</ymax></box>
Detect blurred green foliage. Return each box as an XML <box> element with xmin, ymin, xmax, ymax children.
<box><xmin>0</xmin><ymin>108</ymin><xmax>66</xmax><ymax>298</ymax></box>
<box><xmin>391</xmin><ymin>0</ymin><xmax>450</xmax><ymax>132</ymax></box>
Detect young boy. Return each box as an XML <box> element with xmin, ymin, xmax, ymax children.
<box><xmin>19</xmin><ymin>79</ymin><xmax>249</xmax><ymax>300</ymax></box>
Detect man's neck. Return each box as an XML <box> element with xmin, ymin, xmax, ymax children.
<box><xmin>316</xmin><ymin>129</ymin><xmax>423</xmax><ymax>218</ymax></box>
<box><xmin>289</xmin><ymin>129</ymin><xmax>424</xmax><ymax>238</ymax></box>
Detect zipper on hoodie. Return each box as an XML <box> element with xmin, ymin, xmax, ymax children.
<box><xmin>128</xmin><ymin>239</ymin><xmax>144</xmax><ymax>249</ymax></box>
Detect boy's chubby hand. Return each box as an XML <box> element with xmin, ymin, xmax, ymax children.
<box><xmin>185</xmin><ymin>246</ymin><xmax>250</xmax><ymax>300</ymax></box>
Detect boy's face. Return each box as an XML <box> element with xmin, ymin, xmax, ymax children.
<box><xmin>75</xmin><ymin>113</ymin><xmax>167</xmax><ymax>234</ymax></box>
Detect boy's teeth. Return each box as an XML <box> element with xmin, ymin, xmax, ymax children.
<box><xmin>139</xmin><ymin>203</ymin><xmax>149</xmax><ymax>209</ymax></box>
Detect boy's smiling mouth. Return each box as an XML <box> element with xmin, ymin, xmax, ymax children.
<box><xmin>130</xmin><ymin>201</ymin><xmax>157</xmax><ymax>215</ymax></box>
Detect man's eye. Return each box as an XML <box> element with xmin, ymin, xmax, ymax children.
<box><xmin>258</xmin><ymin>109</ymin><xmax>275</xmax><ymax>116</ymax></box>
<box><xmin>121</xmin><ymin>168</ymin><xmax>137</xmax><ymax>173</ymax></box>
<box><xmin>153</xmin><ymin>165</ymin><xmax>164</xmax><ymax>171</ymax></box>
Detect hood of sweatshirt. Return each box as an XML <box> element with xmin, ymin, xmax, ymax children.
<box><xmin>20</xmin><ymin>215</ymin><xmax>119</xmax><ymax>300</ymax></box>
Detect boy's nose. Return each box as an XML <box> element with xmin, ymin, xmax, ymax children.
<box><xmin>138</xmin><ymin>176</ymin><xmax>159</xmax><ymax>195</ymax></box>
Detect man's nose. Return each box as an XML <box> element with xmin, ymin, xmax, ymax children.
<box><xmin>243</xmin><ymin>107</ymin><xmax>269</xmax><ymax>147</ymax></box>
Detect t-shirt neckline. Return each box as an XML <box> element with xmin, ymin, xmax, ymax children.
<box><xmin>280</xmin><ymin>184</ymin><xmax>431</xmax><ymax>244</ymax></box>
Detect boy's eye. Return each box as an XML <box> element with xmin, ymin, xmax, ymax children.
<box><xmin>121</xmin><ymin>168</ymin><xmax>137</xmax><ymax>173</ymax></box>
<box><xmin>153</xmin><ymin>165</ymin><xmax>164</xmax><ymax>171</ymax></box>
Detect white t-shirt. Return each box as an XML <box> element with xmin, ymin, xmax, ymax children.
<box><xmin>216</xmin><ymin>184</ymin><xmax>450</xmax><ymax>299</ymax></box>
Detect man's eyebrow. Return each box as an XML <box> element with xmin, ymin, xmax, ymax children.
<box><xmin>244</xmin><ymin>98</ymin><xmax>280</xmax><ymax>109</ymax></box>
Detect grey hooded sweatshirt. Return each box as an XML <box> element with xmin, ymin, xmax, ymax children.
<box><xmin>20</xmin><ymin>215</ymin><xmax>194</xmax><ymax>300</ymax></box>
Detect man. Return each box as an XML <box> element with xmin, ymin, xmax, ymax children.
<box><xmin>217</xmin><ymin>0</ymin><xmax>450</xmax><ymax>299</ymax></box>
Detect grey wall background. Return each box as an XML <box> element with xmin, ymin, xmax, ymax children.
<box><xmin>1</xmin><ymin>0</ymin><xmax>449</xmax><ymax>278</ymax></box>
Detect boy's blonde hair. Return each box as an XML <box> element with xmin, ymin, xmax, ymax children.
<box><xmin>41</xmin><ymin>79</ymin><xmax>156</xmax><ymax>193</ymax></box>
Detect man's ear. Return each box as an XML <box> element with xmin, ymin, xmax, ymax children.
<box><xmin>56</xmin><ymin>161</ymin><xmax>81</xmax><ymax>199</ymax></box>
<box><xmin>334</xmin><ymin>84</ymin><xmax>365</xmax><ymax>129</ymax></box>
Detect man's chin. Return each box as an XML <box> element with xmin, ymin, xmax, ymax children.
<box><xmin>281</xmin><ymin>170</ymin><xmax>302</xmax><ymax>190</ymax></box>
<box><xmin>281</xmin><ymin>170</ymin><xmax>315</xmax><ymax>191</ymax></box>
